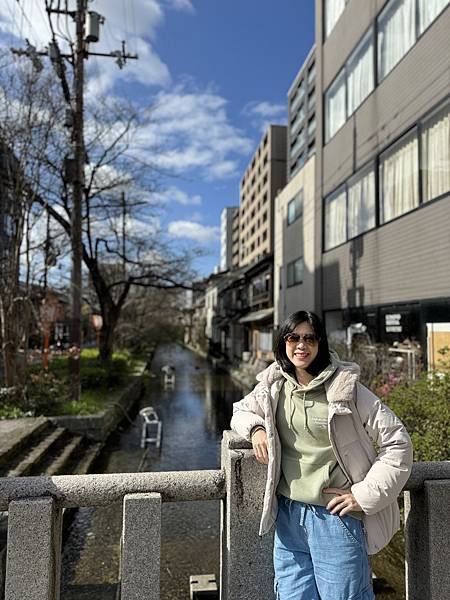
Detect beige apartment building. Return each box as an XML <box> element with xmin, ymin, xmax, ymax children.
<box><xmin>239</xmin><ymin>125</ymin><xmax>287</xmax><ymax>267</ymax></box>
<box><xmin>274</xmin><ymin>154</ymin><xmax>316</xmax><ymax>327</ymax></box>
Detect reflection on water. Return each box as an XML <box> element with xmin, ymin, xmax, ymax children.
<box><xmin>61</xmin><ymin>344</ymin><xmax>245</xmax><ymax>600</ymax></box>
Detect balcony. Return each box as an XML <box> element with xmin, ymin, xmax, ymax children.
<box><xmin>0</xmin><ymin>432</ymin><xmax>449</xmax><ymax>599</ymax></box>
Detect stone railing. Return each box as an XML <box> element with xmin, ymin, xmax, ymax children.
<box><xmin>0</xmin><ymin>431</ymin><xmax>449</xmax><ymax>599</ymax></box>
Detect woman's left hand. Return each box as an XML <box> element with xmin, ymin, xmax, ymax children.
<box><xmin>323</xmin><ymin>487</ymin><xmax>362</xmax><ymax>516</ymax></box>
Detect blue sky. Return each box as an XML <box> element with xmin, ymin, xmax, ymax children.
<box><xmin>0</xmin><ymin>0</ymin><xmax>315</xmax><ymax>277</ymax></box>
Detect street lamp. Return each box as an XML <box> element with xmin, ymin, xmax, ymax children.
<box><xmin>91</xmin><ymin>313</ymin><xmax>103</xmax><ymax>351</ymax></box>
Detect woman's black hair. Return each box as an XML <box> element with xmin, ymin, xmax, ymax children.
<box><xmin>274</xmin><ymin>310</ymin><xmax>331</xmax><ymax>377</ymax></box>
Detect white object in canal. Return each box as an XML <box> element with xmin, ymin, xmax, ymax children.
<box><xmin>161</xmin><ymin>364</ymin><xmax>175</xmax><ymax>388</ymax></box>
<box><xmin>139</xmin><ymin>407</ymin><xmax>162</xmax><ymax>449</ymax></box>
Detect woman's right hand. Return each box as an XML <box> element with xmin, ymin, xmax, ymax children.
<box><xmin>251</xmin><ymin>428</ymin><xmax>269</xmax><ymax>464</ymax></box>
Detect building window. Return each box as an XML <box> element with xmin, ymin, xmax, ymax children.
<box><xmin>378</xmin><ymin>0</ymin><xmax>416</xmax><ymax>81</ymax></box>
<box><xmin>347</xmin><ymin>165</ymin><xmax>376</xmax><ymax>238</ymax></box>
<box><xmin>325</xmin><ymin>69</ymin><xmax>346</xmax><ymax>142</ymax></box>
<box><xmin>290</xmin><ymin>107</ymin><xmax>305</xmax><ymax>135</ymax></box>
<box><xmin>308</xmin><ymin>117</ymin><xmax>316</xmax><ymax>136</ymax></box>
<box><xmin>291</xmin><ymin>81</ymin><xmax>305</xmax><ymax>112</ymax></box>
<box><xmin>325</xmin><ymin>0</ymin><xmax>346</xmax><ymax>38</ymax></box>
<box><xmin>421</xmin><ymin>102</ymin><xmax>450</xmax><ymax>202</ymax></box>
<box><xmin>379</xmin><ymin>129</ymin><xmax>419</xmax><ymax>224</ymax></box>
<box><xmin>418</xmin><ymin>0</ymin><xmax>448</xmax><ymax>34</ymax></box>
<box><xmin>287</xmin><ymin>191</ymin><xmax>303</xmax><ymax>225</ymax></box>
<box><xmin>347</xmin><ymin>28</ymin><xmax>374</xmax><ymax>115</ymax></box>
<box><xmin>287</xmin><ymin>257</ymin><xmax>304</xmax><ymax>287</ymax></box>
<box><xmin>291</xmin><ymin>130</ymin><xmax>305</xmax><ymax>158</ymax></box>
<box><xmin>324</xmin><ymin>186</ymin><xmax>346</xmax><ymax>250</ymax></box>
<box><xmin>259</xmin><ymin>330</ymin><xmax>272</xmax><ymax>352</ymax></box>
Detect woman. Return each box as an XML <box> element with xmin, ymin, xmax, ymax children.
<box><xmin>231</xmin><ymin>311</ymin><xmax>413</xmax><ymax>600</ymax></box>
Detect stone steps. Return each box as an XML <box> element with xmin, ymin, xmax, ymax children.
<box><xmin>0</xmin><ymin>417</ymin><xmax>50</xmax><ymax>472</ymax></box>
<box><xmin>45</xmin><ymin>434</ymin><xmax>85</xmax><ymax>477</ymax></box>
<box><xmin>0</xmin><ymin>422</ymin><xmax>105</xmax><ymax>599</ymax></box>
<box><xmin>75</xmin><ymin>441</ymin><xmax>102</xmax><ymax>475</ymax></box>
<box><xmin>6</xmin><ymin>427</ymin><xmax>67</xmax><ymax>478</ymax></box>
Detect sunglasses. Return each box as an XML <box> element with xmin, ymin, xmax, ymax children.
<box><xmin>283</xmin><ymin>332</ymin><xmax>318</xmax><ymax>346</ymax></box>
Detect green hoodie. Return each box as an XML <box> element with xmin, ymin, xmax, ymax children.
<box><xmin>276</xmin><ymin>352</ymin><xmax>361</xmax><ymax>515</ymax></box>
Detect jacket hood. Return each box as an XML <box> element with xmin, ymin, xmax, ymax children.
<box><xmin>256</xmin><ymin>351</ymin><xmax>360</xmax><ymax>403</ymax></box>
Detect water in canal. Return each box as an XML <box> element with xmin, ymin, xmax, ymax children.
<box><xmin>60</xmin><ymin>344</ymin><xmax>246</xmax><ymax>600</ymax></box>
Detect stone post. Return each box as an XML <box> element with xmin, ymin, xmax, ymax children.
<box><xmin>121</xmin><ymin>493</ymin><xmax>162</xmax><ymax>600</ymax></box>
<box><xmin>220</xmin><ymin>430</ymin><xmax>275</xmax><ymax>600</ymax></box>
<box><xmin>405</xmin><ymin>480</ymin><xmax>450</xmax><ymax>600</ymax></box>
<box><xmin>5</xmin><ymin>497</ymin><xmax>62</xmax><ymax>600</ymax></box>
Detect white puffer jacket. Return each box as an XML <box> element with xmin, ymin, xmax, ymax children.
<box><xmin>230</xmin><ymin>360</ymin><xmax>413</xmax><ymax>555</ymax></box>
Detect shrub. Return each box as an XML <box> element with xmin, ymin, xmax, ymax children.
<box><xmin>384</xmin><ymin>371</ymin><xmax>450</xmax><ymax>462</ymax></box>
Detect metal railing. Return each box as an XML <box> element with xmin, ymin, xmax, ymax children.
<box><xmin>0</xmin><ymin>433</ymin><xmax>449</xmax><ymax>600</ymax></box>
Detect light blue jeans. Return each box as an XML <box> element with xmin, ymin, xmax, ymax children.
<box><xmin>274</xmin><ymin>496</ymin><xmax>375</xmax><ymax>600</ymax></box>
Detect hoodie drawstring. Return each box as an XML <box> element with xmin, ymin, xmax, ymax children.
<box><xmin>303</xmin><ymin>392</ymin><xmax>309</xmax><ymax>432</ymax></box>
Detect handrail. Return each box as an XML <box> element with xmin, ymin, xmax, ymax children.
<box><xmin>0</xmin><ymin>469</ymin><xmax>225</xmax><ymax>510</ymax></box>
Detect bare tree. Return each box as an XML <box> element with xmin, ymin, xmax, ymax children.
<box><xmin>0</xmin><ymin>53</ymin><xmax>61</xmax><ymax>387</ymax></box>
<box><xmin>0</xmin><ymin>50</ymin><xmax>200</xmax><ymax>369</ymax></box>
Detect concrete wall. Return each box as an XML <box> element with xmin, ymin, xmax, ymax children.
<box><xmin>51</xmin><ymin>376</ymin><xmax>144</xmax><ymax>442</ymax></box>
<box><xmin>322</xmin><ymin>198</ymin><xmax>450</xmax><ymax>311</ymax></box>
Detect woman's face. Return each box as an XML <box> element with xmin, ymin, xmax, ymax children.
<box><xmin>285</xmin><ymin>321</ymin><xmax>319</xmax><ymax>372</ymax></box>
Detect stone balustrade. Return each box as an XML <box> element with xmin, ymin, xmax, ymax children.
<box><xmin>0</xmin><ymin>431</ymin><xmax>449</xmax><ymax>599</ymax></box>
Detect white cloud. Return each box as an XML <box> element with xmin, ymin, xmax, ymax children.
<box><xmin>168</xmin><ymin>220</ymin><xmax>220</xmax><ymax>244</ymax></box>
<box><xmin>154</xmin><ymin>186</ymin><xmax>202</xmax><ymax>206</ymax></box>
<box><xmin>244</xmin><ymin>101</ymin><xmax>286</xmax><ymax>119</ymax></box>
<box><xmin>133</xmin><ymin>85</ymin><xmax>253</xmax><ymax>179</ymax></box>
<box><xmin>164</xmin><ymin>0</ymin><xmax>195</xmax><ymax>13</ymax></box>
<box><xmin>243</xmin><ymin>100</ymin><xmax>287</xmax><ymax>133</ymax></box>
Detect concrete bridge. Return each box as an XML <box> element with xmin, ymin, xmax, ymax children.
<box><xmin>0</xmin><ymin>430</ymin><xmax>449</xmax><ymax>600</ymax></box>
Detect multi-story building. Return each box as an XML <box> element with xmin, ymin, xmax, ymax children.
<box><xmin>239</xmin><ymin>125</ymin><xmax>287</xmax><ymax>268</ymax></box>
<box><xmin>234</xmin><ymin>125</ymin><xmax>287</xmax><ymax>365</ymax></box>
<box><xmin>231</xmin><ymin>207</ymin><xmax>240</xmax><ymax>270</ymax></box>
<box><xmin>274</xmin><ymin>48</ymin><xmax>317</xmax><ymax>327</ymax></box>
<box><xmin>287</xmin><ymin>46</ymin><xmax>316</xmax><ymax>180</ymax></box>
<box><xmin>315</xmin><ymin>0</ymin><xmax>450</xmax><ymax>360</ymax></box>
<box><xmin>220</xmin><ymin>207</ymin><xmax>238</xmax><ymax>272</ymax></box>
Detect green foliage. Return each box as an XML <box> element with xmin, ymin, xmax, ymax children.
<box><xmin>384</xmin><ymin>371</ymin><xmax>450</xmax><ymax>462</ymax></box>
<box><xmin>1</xmin><ymin>349</ymin><xmax>143</xmax><ymax>418</ymax></box>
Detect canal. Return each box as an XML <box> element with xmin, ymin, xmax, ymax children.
<box><xmin>60</xmin><ymin>343</ymin><xmax>245</xmax><ymax>600</ymax></box>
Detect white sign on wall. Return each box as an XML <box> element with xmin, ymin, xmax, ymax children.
<box><xmin>385</xmin><ymin>313</ymin><xmax>402</xmax><ymax>333</ymax></box>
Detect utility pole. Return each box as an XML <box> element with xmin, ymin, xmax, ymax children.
<box><xmin>11</xmin><ymin>1</ymin><xmax>138</xmax><ymax>401</ymax></box>
<box><xmin>69</xmin><ymin>0</ymin><xmax>86</xmax><ymax>401</ymax></box>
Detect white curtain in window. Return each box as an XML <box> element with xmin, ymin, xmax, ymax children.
<box><xmin>378</xmin><ymin>0</ymin><xmax>416</xmax><ymax>80</ymax></box>
<box><xmin>347</xmin><ymin>34</ymin><xmax>374</xmax><ymax>115</ymax></box>
<box><xmin>348</xmin><ymin>169</ymin><xmax>376</xmax><ymax>238</ymax></box>
<box><xmin>325</xmin><ymin>188</ymin><xmax>346</xmax><ymax>250</ymax></box>
<box><xmin>419</xmin><ymin>0</ymin><xmax>448</xmax><ymax>34</ymax></box>
<box><xmin>422</xmin><ymin>106</ymin><xmax>450</xmax><ymax>202</ymax></box>
<box><xmin>380</xmin><ymin>134</ymin><xmax>419</xmax><ymax>223</ymax></box>
<box><xmin>325</xmin><ymin>71</ymin><xmax>346</xmax><ymax>141</ymax></box>
<box><xmin>325</xmin><ymin>0</ymin><xmax>346</xmax><ymax>37</ymax></box>
<box><xmin>294</xmin><ymin>258</ymin><xmax>304</xmax><ymax>283</ymax></box>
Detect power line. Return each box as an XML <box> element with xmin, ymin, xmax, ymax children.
<box><xmin>14</xmin><ymin>0</ymin><xmax>43</xmax><ymax>45</ymax></box>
